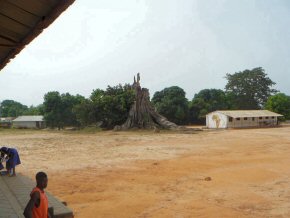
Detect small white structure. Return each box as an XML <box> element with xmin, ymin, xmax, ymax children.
<box><xmin>0</xmin><ymin>117</ymin><xmax>15</xmax><ymax>128</ymax></box>
<box><xmin>13</xmin><ymin>116</ymin><xmax>45</xmax><ymax>129</ymax></box>
<box><xmin>206</xmin><ymin>110</ymin><xmax>283</xmax><ymax>129</ymax></box>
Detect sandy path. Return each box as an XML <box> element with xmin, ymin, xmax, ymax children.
<box><xmin>1</xmin><ymin>127</ymin><xmax>290</xmax><ymax>217</ymax></box>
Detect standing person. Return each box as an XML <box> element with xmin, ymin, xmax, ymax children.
<box><xmin>23</xmin><ymin>172</ymin><xmax>51</xmax><ymax>218</ymax></box>
<box><xmin>0</xmin><ymin>146</ymin><xmax>21</xmax><ymax>176</ymax></box>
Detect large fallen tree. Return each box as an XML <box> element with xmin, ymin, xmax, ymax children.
<box><xmin>115</xmin><ymin>73</ymin><xmax>180</xmax><ymax>130</ymax></box>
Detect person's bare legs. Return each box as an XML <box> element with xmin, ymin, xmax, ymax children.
<box><xmin>6</xmin><ymin>167</ymin><xmax>10</xmax><ymax>176</ymax></box>
<box><xmin>6</xmin><ymin>167</ymin><xmax>14</xmax><ymax>176</ymax></box>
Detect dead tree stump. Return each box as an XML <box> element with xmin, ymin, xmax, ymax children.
<box><xmin>116</xmin><ymin>73</ymin><xmax>179</xmax><ymax>130</ymax></box>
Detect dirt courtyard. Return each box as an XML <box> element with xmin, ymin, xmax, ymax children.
<box><xmin>1</xmin><ymin>126</ymin><xmax>290</xmax><ymax>218</ymax></box>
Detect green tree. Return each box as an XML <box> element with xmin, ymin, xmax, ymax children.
<box><xmin>23</xmin><ymin>105</ymin><xmax>44</xmax><ymax>115</ymax></box>
<box><xmin>0</xmin><ymin>100</ymin><xmax>28</xmax><ymax>117</ymax></box>
<box><xmin>43</xmin><ymin>91</ymin><xmax>63</xmax><ymax>129</ymax></box>
<box><xmin>43</xmin><ymin>92</ymin><xmax>86</xmax><ymax>129</ymax></box>
<box><xmin>61</xmin><ymin>93</ymin><xmax>85</xmax><ymax>127</ymax></box>
<box><xmin>265</xmin><ymin>93</ymin><xmax>290</xmax><ymax>120</ymax></box>
<box><xmin>151</xmin><ymin>86</ymin><xmax>189</xmax><ymax>125</ymax></box>
<box><xmin>189</xmin><ymin>89</ymin><xmax>229</xmax><ymax>123</ymax></box>
<box><xmin>87</xmin><ymin>84</ymin><xmax>135</xmax><ymax>129</ymax></box>
<box><xmin>73</xmin><ymin>99</ymin><xmax>96</xmax><ymax>127</ymax></box>
<box><xmin>225</xmin><ymin>67</ymin><xmax>277</xmax><ymax>109</ymax></box>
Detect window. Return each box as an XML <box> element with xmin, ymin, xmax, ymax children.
<box><xmin>259</xmin><ymin>117</ymin><xmax>262</xmax><ymax>120</ymax></box>
<box><xmin>252</xmin><ymin>117</ymin><xmax>255</xmax><ymax>121</ymax></box>
<box><xmin>272</xmin><ymin>116</ymin><xmax>274</xmax><ymax>119</ymax></box>
<box><xmin>236</xmin><ymin>118</ymin><xmax>240</xmax><ymax>121</ymax></box>
<box><xmin>229</xmin><ymin>117</ymin><xmax>233</xmax><ymax>122</ymax></box>
<box><xmin>265</xmin><ymin>117</ymin><xmax>269</xmax><ymax>119</ymax></box>
<box><xmin>244</xmin><ymin>117</ymin><xmax>248</xmax><ymax>120</ymax></box>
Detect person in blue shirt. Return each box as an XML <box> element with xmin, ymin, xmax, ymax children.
<box><xmin>0</xmin><ymin>146</ymin><xmax>21</xmax><ymax>176</ymax></box>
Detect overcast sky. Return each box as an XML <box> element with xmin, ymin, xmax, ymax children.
<box><xmin>1</xmin><ymin>0</ymin><xmax>290</xmax><ymax>106</ymax></box>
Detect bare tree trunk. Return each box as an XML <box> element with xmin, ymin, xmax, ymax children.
<box><xmin>115</xmin><ymin>73</ymin><xmax>179</xmax><ymax>130</ymax></box>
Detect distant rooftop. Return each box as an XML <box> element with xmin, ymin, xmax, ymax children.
<box><xmin>0</xmin><ymin>117</ymin><xmax>15</xmax><ymax>121</ymax></box>
<box><xmin>13</xmin><ymin>115</ymin><xmax>44</xmax><ymax>122</ymax></box>
<box><xmin>210</xmin><ymin>110</ymin><xmax>283</xmax><ymax>118</ymax></box>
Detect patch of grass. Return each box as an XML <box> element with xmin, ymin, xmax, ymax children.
<box><xmin>73</xmin><ymin>126</ymin><xmax>103</xmax><ymax>134</ymax></box>
<box><xmin>0</xmin><ymin>128</ymin><xmax>42</xmax><ymax>135</ymax></box>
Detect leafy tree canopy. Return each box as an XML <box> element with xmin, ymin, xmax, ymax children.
<box><xmin>22</xmin><ymin>105</ymin><xmax>44</xmax><ymax>115</ymax></box>
<box><xmin>265</xmin><ymin>93</ymin><xmax>290</xmax><ymax>120</ymax></box>
<box><xmin>151</xmin><ymin>86</ymin><xmax>189</xmax><ymax>125</ymax></box>
<box><xmin>189</xmin><ymin>89</ymin><xmax>229</xmax><ymax>123</ymax></box>
<box><xmin>43</xmin><ymin>91</ymin><xmax>85</xmax><ymax>129</ymax></box>
<box><xmin>73</xmin><ymin>99</ymin><xmax>95</xmax><ymax>127</ymax></box>
<box><xmin>0</xmin><ymin>100</ymin><xmax>28</xmax><ymax>117</ymax></box>
<box><xmin>43</xmin><ymin>91</ymin><xmax>63</xmax><ymax>129</ymax></box>
<box><xmin>225</xmin><ymin>67</ymin><xmax>277</xmax><ymax>109</ymax></box>
<box><xmin>87</xmin><ymin>84</ymin><xmax>135</xmax><ymax>129</ymax></box>
<box><xmin>61</xmin><ymin>93</ymin><xmax>85</xmax><ymax>127</ymax></box>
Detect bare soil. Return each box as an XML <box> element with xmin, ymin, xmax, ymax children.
<box><xmin>1</xmin><ymin>126</ymin><xmax>290</xmax><ymax>218</ymax></box>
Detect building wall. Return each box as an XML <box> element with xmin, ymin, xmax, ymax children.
<box><xmin>206</xmin><ymin>112</ymin><xmax>228</xmax><ymax>128</ymax></box>
<box><xmin>207</xmin><ymin>113</ymin><xmax>279</xmax><ymax>129</ymax></box>
<box><xmin>228</xmin><ymin>116</ymin><xmax>278</xmax><ymax>128</ymax></box>
<box><xmin>206</xmin><ymin>115</ymin><xmax>278</xmax><ymax>129</ymax></box>
<box><xmin>13</xmin><ymin>121</ymin><xmax>45</xmax><ymax>129</ymax></box>
<box><xmin>228</xmin><ymin>117</ymin><xmax>258</xmax><ymax>128</ymax></box>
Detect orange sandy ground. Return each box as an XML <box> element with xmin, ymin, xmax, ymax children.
<box><xmin>1</xmin><ymin>126</ymin><xmax>290</xmax><ymax>218</ymax></box>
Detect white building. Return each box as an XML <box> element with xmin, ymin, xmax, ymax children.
<box><xmin>206</xmin><ymin>110</ymin><xmax>283</xmax><ymax>129</ymax></box>
<box><xmin>13</xmin><ymin>116</ymin><xmax>45</xmax><ymax>129</ymax></box>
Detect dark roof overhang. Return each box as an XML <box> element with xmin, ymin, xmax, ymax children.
<box><xmin>0</xmin><ymin>0</ymin><xmax>75</xmax><ymax>71</ymax></box>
